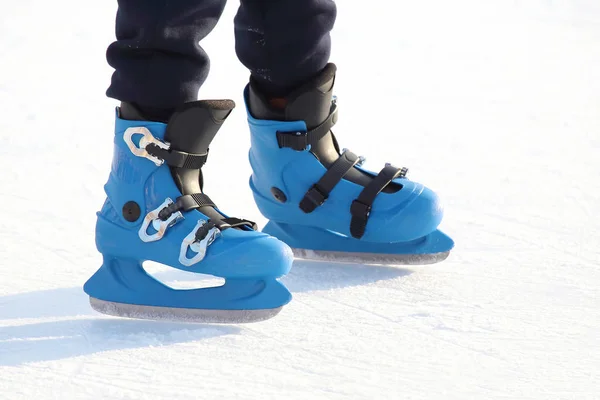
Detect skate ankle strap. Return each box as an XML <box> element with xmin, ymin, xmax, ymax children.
<box><xmin>123</xmin><ymin>126</ymin><xmax>208</xmax><ymax>168</ymax></box>
<box><xmin>350</xmin><ymin>165</ymin><xmax>408</xmax><ymax>239</ymax></box>
<box><xmin>300</xmin><ymin>150</ymin><xmax>362</xmax><ymax>213</ymax></box>
<box><xmin>146</xmin><ymin>144</ymin><xmax>209</xmax><ymax>169</ymax></box>
<box><xmin>276</xmin><ymin>103</ymin><xmax>338</xmax><ymax>151</ymax></box>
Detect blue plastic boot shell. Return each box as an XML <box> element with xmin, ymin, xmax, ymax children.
<box><xmin>83</xmin><ymin>113</ymin><xmax>293</xmax><ymax>311</ymax></box>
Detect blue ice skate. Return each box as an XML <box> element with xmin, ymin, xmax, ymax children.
<box><xmin>244</xmin><ymin>64</ymin><xmax>454</xmax><ymax>265</ymax></box>
<box><xmin>83</xmin><ymin>100</ymin><xmax>293</xmax><ymax>323</ymax></box>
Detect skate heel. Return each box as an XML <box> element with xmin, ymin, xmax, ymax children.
<box><xmin>83</xmin><ymin>254</ymin><xmax>146</xmax><ymax>305</ymax></box>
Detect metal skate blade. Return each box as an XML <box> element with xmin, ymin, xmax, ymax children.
<box><xmin>291</xmin><ymin>248</ymin><xmax>450</xmax><ymax>266</ymax></box>
<box><xmin>89</xmin><ymin>297</ymin><xmax>282</xmax><ymax>324</ymax></box>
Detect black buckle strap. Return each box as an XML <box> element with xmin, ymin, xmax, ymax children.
<box><xmin>300</xmin><ymin>184</ymin><xmax>328</xmax><ymax>212</ymax></box>
<box><xmin>193</xmin><ymin>217</ymin><xmax>257</xmax><ymax>241</ymax></box>
<box><xmin>194</xmin><ymin>220</ymin><xmax>218</xmax><ymax>242</ymax></box>
<box><xmin>349</xmin><ymin>199</ymin><xmax>372</xmax><ymax>238</ymax></box>
<box><xmin>276</xmin><ymin>103</ymin><xmax>338</xmax><ymax>151</ymax></box>
<box><xmin>300</xmin><ymin>150</ymin><xmax>360</xmax><ymax>213</ymax></box>
<box><xmin>158</xmin><ymin>193</ymin><xmax>216</xmax><ymax>221</ymax></box>
<box><xmin>221</xmin><ymin>217</ymin><xmax>258</xmax><ymax>231</ymax></box>
<box><xmin>349</xmin><ymin>164</ymin><xmax>406</xmax><ymax>239</ymax></box>
<box><xmin>146</xmin><ymin>143</ymin><xmax>209</xmax><ymax>169</ymax></box>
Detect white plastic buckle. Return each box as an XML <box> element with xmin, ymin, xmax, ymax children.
<box><xmin>123</xmin><ymin>127</ymin><xmax>170</xmax><ymax>166</ymax></box>
<box><xmin>138</xmin><ymin>198</ymin><xmax>183</xmax><ymax>242</ymax></box>
<box><xmin>179</xmin><ymin>220</ymin><xmax>221</xmax><ymax>267</ymax></box>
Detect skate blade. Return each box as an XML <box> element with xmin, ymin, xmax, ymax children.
<box><xmin>89</xmin><ymin>297</ymin><xmax>283</xmax><ymax>324</ymax></box>
<box><xmin>291</xmin><ymin>248</ymin><xmax>450</xmax><ymax>266</ymax></box>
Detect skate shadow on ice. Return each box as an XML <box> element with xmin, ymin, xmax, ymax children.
<box><xmin>0</xmin><ymin>287</ymin><xmax>94</xmax><ymax>319</ymax></box>
<box><xmin>0</xmin><ymin>318</ymin><xmax>237</xmax><ymax>366</ymax></box>
<box><xmin>0</xmin><ymin>288</ymin><xmax>239</xmax><ymax>366</ymax></box>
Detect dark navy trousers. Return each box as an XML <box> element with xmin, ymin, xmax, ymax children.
<box><xmin>106</xmin><ymin>0</ymin><xmax>337</xmax><ymax>109</ymax></box>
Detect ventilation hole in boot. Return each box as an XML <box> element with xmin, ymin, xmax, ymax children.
<box><xmin>142</xmin><ymin>261</ymin><xmax>225</xmax><ymax>290</ymax></box>
<box><xmin>122</xmin><ymin>201</ymin><xmax>141</xmax><ymax>222</ymax></box>
<box><xmin>270</xmin><ymin>187</ymin><xmax>287</xmax><ymax>203</ymax></box>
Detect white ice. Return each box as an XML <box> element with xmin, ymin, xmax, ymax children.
<box><xmin>1</xmin><ymin>1</ymin><xmax>599</xmax><ymax>399</ymax></box>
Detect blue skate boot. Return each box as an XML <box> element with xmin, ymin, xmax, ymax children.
<box><xmin>244</xmin><ymin>64</ymin><xmax>454</xmax><ymax>265</ymax></box>
<box><xmin>83</xmin><ymin>100</ymin><xmax>293</xmax><ymax>323</ymax></box>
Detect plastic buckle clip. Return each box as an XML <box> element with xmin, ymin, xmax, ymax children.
<box><xmin>350</xmin><ymin>199</ymin><xmax>371</xmax><ymax>220</ymax></box>
<box><xmin>276</xmin><ymin>130</ymin><xmax>309</xmax><ymax>151</ymax></box>
<box><xmin>138</xmin><ymin>198</ymin><xmax>184</xmax><ymax>242</ymax></box>
<box><xmin>306</xmin><ymin>185</ymin><xmax>328</xmax><ymax>206</ymax></box>
<box><xmin>300</xmin><ymin>184</ymin><xmax>328</xmax><ymax>213</ymax></box>
<box><xmin>179</xmin><ymin>220</ymin><xmax>221</xmax><ymax>267</ymax></box>
<box><xmin>123</xmin><ymin>126</ymin><xmax>170</xmax><ymax>166</ymax></box>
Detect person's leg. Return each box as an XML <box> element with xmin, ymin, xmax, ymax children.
<box><xmin>234</xmin><ymin>0</ymin><xmax>336</xmax><ymax>97</ymax></box>
<box><xmin>106</xmin><ymin>0</ymin><xmax>227</xmax><ymax>118</ymax></box>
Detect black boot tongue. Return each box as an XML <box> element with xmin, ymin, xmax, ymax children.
<box><xmin>165</xmin><ymin>100</ymin><xmax>235</xmax><ymax>154</ymax></box>
<box><xmin>164</xmin><ymin>100</ymin><xmax>235</xmax><ymax>197</ymax></box>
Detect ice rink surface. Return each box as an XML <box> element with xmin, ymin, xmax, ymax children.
<box><xmin>1</xmin><ymin>1</ymin><xmax>599</xmax><ymax>398</ymax></box>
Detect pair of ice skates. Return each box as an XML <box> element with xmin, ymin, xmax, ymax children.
<box><xmin>83</xmin><ymin>64</ymin><xmax>454</xmax><ymax>323</ymax></box>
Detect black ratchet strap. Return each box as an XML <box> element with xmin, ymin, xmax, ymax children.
<box><xmin>146</xmin><ymin>144</ymin><xmax>209</xmax><ymax>169</ymax></box>
<box><xmin>193</xmin><ymin>217</ymin><xmax>258</xmax><ymax>241</ymax></box>
<box><xmin>158</xmin><ymin>193</ymin><xmax>215</xmax><ymax>221</ymax></box>
<box><xmin>299</xmin><ymin>150</ymin><xmax>361</xmax><ymax>213</ymax></box>
<box><xmin>349</xmin><ymin>165</ymin><xmax>407</xmax><ymax>239</ymax></box>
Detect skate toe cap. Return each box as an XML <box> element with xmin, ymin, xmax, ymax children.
<box><xmin>393</xmin><ymin>185</ymin><xmax>444</xmax><ymax>241</ymax></box>
<box><xmin>206</xmin><ymin>230</ymin><xmax>293</xmax><ymax>278</ymax></box>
